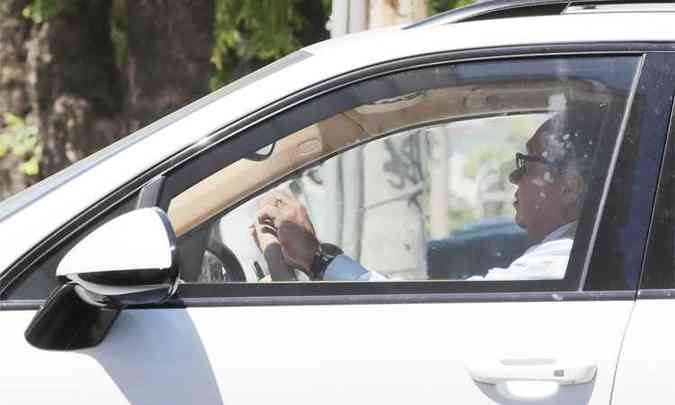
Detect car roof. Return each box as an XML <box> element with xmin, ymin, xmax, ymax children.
<box><xmin>2</xmin><ymin>10</ymin><xmax>675</xmax><ymax>275</ymax></box>
<box><xmin>407</xmin><ymin>0</ymin><xmax>675</xmax><ymax>28</ymax></box>
<box><xmin>306</xmin><ymin>12</ymin><xmax>675</xmax><ymax>57</ymax></box>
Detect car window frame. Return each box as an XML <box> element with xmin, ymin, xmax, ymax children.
<box><xmin>3</xmin><ymin>44</ymin><xmax>674</xmax><ymax>309</ymax></box>
<box><xmin>158</xmin><ymin>51</ymin><xmax>647</xmax><ymax>303</ymax></box>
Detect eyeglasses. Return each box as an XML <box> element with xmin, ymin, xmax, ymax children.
<box><xmin>512</xmin><ymin>153</ymin><xmax>561</xmax><ymax>181</ymax></box>
<box><xmin>515</xmin><ymin>152</ymin><xmax>559</xmax><ymax>171</ymax></box>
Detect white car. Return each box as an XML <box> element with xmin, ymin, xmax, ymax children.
<box><xmin>2</xmin><ymin>1</ymin><xmax>675</xmax><ymax>403</ymax></box>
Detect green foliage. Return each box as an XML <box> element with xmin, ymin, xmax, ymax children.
<box><xmin>211</xmin><ymin>0</ymin><xmax>307</xmax><ymax>89</ymax></box>
<box><xmin>428</xmin><ymin>0</ymin><xmax>476</xmax><ymax>14</ymax></box>
<box><xmin>22</xmin><ymin>0</ymin><xmax>62</xmax><ymax>23</ymax></box>
<box><xmin>0</xmin><ymin>113</ymin><xmax>41</xmax><ymax>176</ymax></box>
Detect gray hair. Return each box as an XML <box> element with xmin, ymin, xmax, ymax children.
<box><xmin>533</xmin><ymin>107</ymin><xmax>603</xmax><ymax>181</ymax></box>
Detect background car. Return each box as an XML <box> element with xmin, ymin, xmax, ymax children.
<box><xmin>2</xmin><ymin>1</ymin><xmax>675</xmax><ymax>404</ymax></box>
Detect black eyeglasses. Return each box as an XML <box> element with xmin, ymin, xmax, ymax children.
<box><xmin>515</xmin><ymin>152</ymin><xmax>560</xmax><ymax>173</ymax></box>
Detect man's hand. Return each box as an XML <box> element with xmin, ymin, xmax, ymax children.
<box><xmin>254</xmin><ymin>190</ymin><xmax>320</xmax><ymax>274</ymax></box>
<box><xmin>249</xmin><ymin>220</ymin><xmax>296</xmax><ymax>281</ymax></box>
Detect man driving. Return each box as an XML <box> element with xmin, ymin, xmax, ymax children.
<box><xmin>251</xmin><ymin>109</ymin><xmax>598</xmax><ymax>281</ymax></box>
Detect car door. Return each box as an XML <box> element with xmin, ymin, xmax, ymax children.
<box><xmin>0</xmin><ymin>49</ymin><xmax>669</xmax><ymax>405</ymax></box>
<box><xmin>611</xmin><ymin>52</ymin><xmax>675</xmax><ymax>405</ymax></box>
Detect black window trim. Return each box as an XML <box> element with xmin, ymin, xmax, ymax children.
<box><xmin>638</xmin><ymin>60</ymin><xmax>675</xmax><ymax>294</ymax></box>
<box><xmin>0</xmin><ymin>290</ymin><xmax>638</xmax><ymax>311</ymax></box>
<box><xmin>2</xmin><ymin>42</ymin><xmax>674</xmax><ymax>309</ymax></box>
<box><xmin>638</xmin><ymin>289</ymin><xmax>675</xmax><ymax>299</ymax></box>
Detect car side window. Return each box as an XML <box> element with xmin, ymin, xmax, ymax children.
<box><xmin>164</xmin><ymin>56</ymin><xmax>640</xmax><ymax>290</ymax></box>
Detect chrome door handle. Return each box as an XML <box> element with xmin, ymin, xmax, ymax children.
<box><xmin>466</xmin><ymin>358</ymin><xmax>597</xmax><ymax>385</ymax></box>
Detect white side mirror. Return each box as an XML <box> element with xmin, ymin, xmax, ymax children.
<box><xmin>26</xmin><ymin>208</ymin><xmax>180</xmax><ymax>350</ymax></box>
<box><xmin>56</xmin><ymin>207</ymin><xmax>179</xmax><ymax>306</ymax></box>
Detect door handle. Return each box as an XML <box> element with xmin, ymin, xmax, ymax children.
<box><xmin>466</xmin><ymin>358</ymin><xmax>597</xmax><ymax>385</ymax></box>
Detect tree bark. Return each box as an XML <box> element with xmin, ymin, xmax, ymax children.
<box><xmin>126</xmin><ymin>0</ymin><xmax>214</xmax><ymax>132</ymax></box>
<box><xmin>32</xmin><ymin>0</ymin><xmax>124</xmax><ymax>178</ymax></box>
<box><xmin>0</xmin><ymin>0</ymin><xmax>31</xmax><ymax>116</ymax></box>
<box><xmin>294</xmin><ymin>0</ymin><xmax>330</xmax><ymax>46</ymax></box>
<box><xmin>0</xmin><ymin>0</ymin><xmax>34</xmax><ymax>198</ymax></box>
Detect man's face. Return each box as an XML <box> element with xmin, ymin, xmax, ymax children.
<box><xmin>509</xmin><ymin>131</ymin><xmax>571</xmax><ymax>240</ymax></box>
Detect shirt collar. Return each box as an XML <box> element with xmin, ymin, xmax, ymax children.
<box><xmin>541</xmin><ymin>221</ymin><xmax>577</xmax><ymax>244</ymax></box>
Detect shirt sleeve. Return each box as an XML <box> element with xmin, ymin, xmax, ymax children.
<box><xmin>468</xmin><ymin>238</ymin><xmax>573</xmax><ymax>281</ymax></box>
<box><xmin>323</xmin><ymin>255</ymin><xmax>388</xmax><ymax>281</ymax></box>
<box><xmin>322</xmin><ymin>238</ymin><xmax>571</xmax><ymax>282</ymax></box>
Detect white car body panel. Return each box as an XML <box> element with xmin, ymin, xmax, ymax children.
<box><xmin>2</xmin><ymin>13</ymin><xmax>675</xmax><ymax>273</ymax></box>
<box><xmin>56</xmin><ymin>208</ymin><xmax>173</xmax><ymax>276</ymax></box>
<box><xmin>610</xmin><ymin>299</ymin><xmax>675</xmax><ymax>405</ymax></box>
<box><xmin>3</xmin><ymin>301</ymin><xmax>633</xmax><ymax>404</ymax></box>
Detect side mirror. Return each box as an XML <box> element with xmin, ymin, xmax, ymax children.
<box><xmin>25</xmin><ymin>208</ymin><xmax>180</xmax><ymax>350</ymax></box>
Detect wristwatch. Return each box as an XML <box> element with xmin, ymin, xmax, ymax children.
<box><xmin>309</xmin><ymin>243</ymin><xmax>343</xmax><ymax>280</ymax></box>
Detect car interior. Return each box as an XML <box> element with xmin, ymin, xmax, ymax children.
<box><xmin>167</xmin><ymin>76</ymin><xmax>619</xmax><ymax>282</ymax></box>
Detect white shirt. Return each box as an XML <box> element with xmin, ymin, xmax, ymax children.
<box><xmin>323</xmin><ymin>222</ymin><xmax>576</xmax><ymax>281</ymax></box>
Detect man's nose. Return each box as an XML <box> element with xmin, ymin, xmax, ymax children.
<box><xmin>509</xmin><ymin>167</ymin><xmax>524</xmax><ymax>184</ymax></box>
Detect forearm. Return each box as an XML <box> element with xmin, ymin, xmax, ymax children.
<box><xmin>263</xmin><ymin>244</ymin><xmax>296</xmax><ymax>281</ymax></box>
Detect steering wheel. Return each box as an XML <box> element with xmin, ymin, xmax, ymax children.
<box><xmin>201</xmin><ymin>237</ymin><xmax>247</xmax><ymax>282</ymax></box>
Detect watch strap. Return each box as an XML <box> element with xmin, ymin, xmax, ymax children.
<box><xmin>309</xmin><ymin>243</ymin><xmax>343</xmax><ymax>280</ymax></box>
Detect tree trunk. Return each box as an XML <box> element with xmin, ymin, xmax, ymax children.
<box><xmin>294</xmin><ymin>0</ymin><xmax>330</xmax><ymax>46</ymax></box>
<box><xmin>126</xmin><ymin>0</ymin><xmax>214</xmax><ymax>132</ymax></box>
<box><xmin>31</xmin><ymin>0</ymin><xmax>124</xmax><ymax>178</ymax></box>
<box><xmin>0</xmin><ymin>0</ymin><xmax>31</xmax><ymax>116</ymax></box>
<box><xmin>0</xmin><ymin>0</ymin><xmax>34</xmax><ymax>198</ymax></box>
